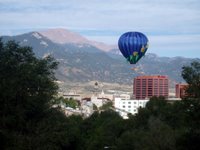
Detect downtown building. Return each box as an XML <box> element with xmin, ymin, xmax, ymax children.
<box><xmin>175</xmin><ymin>83</ymin><xmax>188</xmax><ymax>98</ymax></box>
<box><xmin>133</xmin><ymin>75</ymin><xmax>169</xmax><ymax>99</ymax></box>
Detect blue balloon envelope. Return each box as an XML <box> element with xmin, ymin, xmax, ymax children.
<box><xmin>118</xmin><ymin>32</ymin><xmax>149</xmax><ymax>64</ymax></box>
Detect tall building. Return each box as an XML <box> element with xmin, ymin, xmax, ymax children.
<box><xmin>133</xmin><ymin>75</ymin><xmax>169</xmax><ymax>99</ymax></box>
<box><xmin>175</xmin><ymin>83</ymin><xmax>188</xmax><ymax>98</ymax></box>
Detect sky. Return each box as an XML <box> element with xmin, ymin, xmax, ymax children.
<box><xmin>0</xmin><ymin>0</ymin><xmax>200</xmax><ymax>58</ymax></box>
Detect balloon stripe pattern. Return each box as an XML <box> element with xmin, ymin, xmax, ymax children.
<box><xmin>118</xmin><ymin>32</ymin><xmax>149</xmax><ymax>64</ymax></box>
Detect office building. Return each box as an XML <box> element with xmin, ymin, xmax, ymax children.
<box><xmin>175</xmin><ymin>83</ymin><xmax>188</xmax><ymax>98</ymax></box>
<box><xmin>133</xmin><ymin>75</ymin><xmax>169</xmax><ymax>99</ymax></box>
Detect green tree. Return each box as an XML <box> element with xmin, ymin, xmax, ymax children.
<box><xmin>180</xmin><ymin>61</ymin><xmax>200</xmax><ymax>149</ymax></box>
<box><xmin>0</xmin><ymin>40</ymin><xmax>81</xmax><ymax>149</ymax></box>
<box><xmin>145</xmin><ymin>96</ymin><xmax>167</xmax><ymax>115</ymax></box>
<box><xmin>117</xmin><ymin>118</ymin><xmax>176</xmax><ymax>150</ymax></box>
<box><xmin>0</xmin><ymin>40</ymin><xmax>58</xmax><ymax>119</ymax></box>
<box><xmin>63</xmin><ymin>98</ymin><xmax>79</xmax><ymax>109</ymax></box>
<box><xmin>175</xmin><ymin>99</ymin><xmax>200</xmax><ymax>150</ymax></box>
<box><xmin>93</xmin><ymin>104</ymin><xmax>98</xmax><ymax>111</ymax></box>
<box><xmin>80</xmin><ymin>110</ymin><xmax>124</xmax><ymax>150</ymax></box>
<box><xmin>143</xmin><ymin>117</ymin><xmax>176</xmax><ymax>150</ymax></box>
<box><xmin>182</xmin><ymin>61</ymin><xmax>200</xmax><ymax>98</ymax></box>
<box><xmin>99</xmin><ymin>101</ymin><xmax>113</xmax><ymax>111</ymax></box>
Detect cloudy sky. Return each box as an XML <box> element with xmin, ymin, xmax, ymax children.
<box><xmin>0</xmin><ymin>0</ymin><xmax>200</xmax><ymax>58</ymax></box>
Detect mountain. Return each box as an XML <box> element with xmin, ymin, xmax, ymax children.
<box><xmin>39</xmin><ymin>28</ymin><xmax>115</xmax><ymax>51</ymax></box>
<box><xmin>108</xmin><ymin>49</ymin><xmax>197</xmax><ymax>84</ymax></box>
<box><xmin>1</xmin><ymin>32</ymin><xmax>65</xmax><ymax>58</ymax></box>
<box><xmin>1</xmin><ymin>31</ymin><xmax>132</xmax><ymax>84</ymax></box>
<box><xmin>39</xmin><ymin>28</ymin><xmax>89</xmax><ymax>44</ymax></box>
<box><xmin>1</xmin><ymin>30</ymin><xmax>199</xmax><ymax>90</ymax></box>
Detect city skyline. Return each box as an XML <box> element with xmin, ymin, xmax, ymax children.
<box><xmin>0</xmin><ymin>0</ymin><xmax>200</xmax><ymax>58</ymax></box>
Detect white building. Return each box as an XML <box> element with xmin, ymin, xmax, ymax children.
<box><xmin>81</xmin><ymin>100</ymin><xmax>94</xmax><ymax>117</ymax></box>
<box><xmin>114</xmin><ymin>97</ymin><xmax>149</xmax><ymax>119</ymax></box>
<box><xmin>91</xmin><ymin>95</ymin><xmax>108</xmax><ymax>108</ymax></box>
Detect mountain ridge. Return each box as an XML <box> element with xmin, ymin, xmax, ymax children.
<box><xmin>1</xmin><ymin>29</ymin><xmax>199</xmax><ymax>90</ymax></box>
<box><xmin>39</xmin><ymin>28</ymin><xmax>115</xmax><ymax>51</ymax></box>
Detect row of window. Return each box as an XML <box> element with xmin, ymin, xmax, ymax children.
<box><xmin>121</xmin><ymin>101</ymin><xmax>145</xmax><ymax>105</ymax></box>
<box><xmin>122</xmin><ymin>105</ymin><xmax>140</xmax><ymax>108</ymax></box>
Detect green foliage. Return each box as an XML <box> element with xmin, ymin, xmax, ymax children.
<box><xmin>54</xmin><ymin>96</ymin><xmax>79</xmax><ymax>109</ymax></box>
<box><xmin>146</xmin><ymin>96</ymin><xmax>167</xmax><ymax>115</ymax></box>
<box><xmin>182</xmin><ymin>61</ymin><xmax>200</xmax><ymax>98</ymax></box>
<box><xmin>93</xmin><ymin>104</ymin><xmax>98</xmax><ymax>111</ymax></box>
<box><xmin>80</xmin><ymin>110</ymin><xmax>124</xmax><ymax>150</ymax></box>
<box><xmin>0</xmin><ymin>40</ymin><xmax>80</xmax><ymax>149</ymax></box>
<box><xmin>0</xmin><ymin>40</ymin><xmax>58</xmax><ymax>116</ymax></box>
<box><xmin>99</xmin><ymin>101</ymin><xmax>113</xmax><ymax>111</ymax></box>
<box><xmin>63</xmin><ymin>98</ymin><xmax>79</xmax><ymax>109</ymax></box>
<box><xmin>117</xmin><ymin>117</ymin><xmax>176</xmax><ymax>150</ymax></box>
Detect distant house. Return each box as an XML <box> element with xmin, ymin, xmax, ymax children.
<box><xmin>63</xmin><ymin>91</ymin><xmax>81</xmax><ymax>101</ymax></box>
<box><xmin>81</xmin><ymin>100</ymin><xmax>94</xmax><ymax>117</ymax></box>
<box><xmin>59</xmin><ymin>104</ymin><xmax>82</xmax><ymax>117</ymax></box>
<box><xmin>98</xmin><ymin>90</ymin><xmax>114</xmax><ymax>101</ymax></box>
<box><xmin>91</xmin><ymin>95</ymin><xmax>109</xmax><ymax>108</ymax></box>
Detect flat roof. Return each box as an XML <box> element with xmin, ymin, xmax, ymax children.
<box><xmin>134</xmin><ymin>75</ymin><xmax>168</xmax><ymax>79</ymax></box>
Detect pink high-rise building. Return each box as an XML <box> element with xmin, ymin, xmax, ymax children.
<box><xmin>133</xmin><ymin>75</ymin><xmax>169</xmax><ymax>99</ymax></box>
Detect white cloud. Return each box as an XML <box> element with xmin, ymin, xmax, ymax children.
<box><xmin>0</xmin><ymin>0</ymin><xmax>200</xmax><ymax>57</ymax></box>
<box><xmin>148</xmin><ymin>34</ymin><xmax>200</xmax><ymax>56</ymax></box>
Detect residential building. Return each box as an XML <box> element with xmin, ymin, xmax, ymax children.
<box><xmin>63</xmin><ymin>90</ymin><xmax>81</xmax><ymax>101</ymax></box>
<box><xmin>118</xmin><ymin>94</ymin><xmax>131</xmax><ymax>100</ymax></box>
<box><xmin>91</xmin><ymin>95</ymin><xmax>108</xmax><ymax>108</ymax></box>
<box><xmin>98</xmin><ymin>90</ymin><xmax>114</xmax><ymax>100</ymax></box>
<box><xmin>81</xmin><ymin>100</ymin><xmax>94</xmax><ymax>117</ymax></box>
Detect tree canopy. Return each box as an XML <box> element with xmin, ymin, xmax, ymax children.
<box><xmin>0</xmin><ymin>40</ymin><xmax>81</xmax><ymax>149</ymax></box>
<box><xmin>182</xmin><ymin>61</ymin><xmax>200</xmax><ymax>99</ymax></box>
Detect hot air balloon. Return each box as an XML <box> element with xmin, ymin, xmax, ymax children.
<box><xmin>118</xmin><ymin>32</ymin><xmax>149</xmax><ymax>64</ymax></box>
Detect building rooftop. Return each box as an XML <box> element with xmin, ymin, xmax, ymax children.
<box><xmin>134</xmin><ymin>75</ymin><xmax>168</xmax><ymax>79</ymax></box>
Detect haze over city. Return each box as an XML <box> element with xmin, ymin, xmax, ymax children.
<box><xmin>0</xmin><ymin>0</ymin><xmax>200</xmax><ymax>58</ymax></box>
